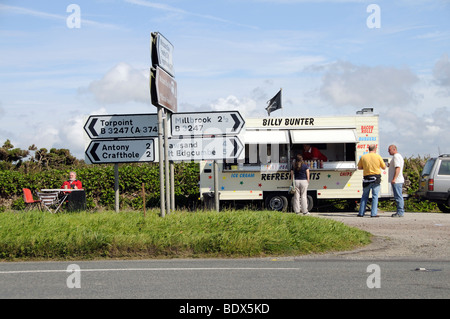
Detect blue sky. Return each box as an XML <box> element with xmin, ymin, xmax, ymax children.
<box><xmin>1</xmin><ymin>0</ymin><xmax>449</xmax><ymax>159</ymax></box>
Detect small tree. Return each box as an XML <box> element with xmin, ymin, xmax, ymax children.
<box><xmin>33</xmin><ymin>147</ymin><xmax>78</xmax><ymax>169</ymax></box>
<box><xmin>0</xmin><ymin>139</ymin><xmax>29</xmax><ymax>169</ymax></box>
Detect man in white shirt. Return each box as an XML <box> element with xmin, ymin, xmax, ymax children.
<box><xmin>388</xmin><ymin>145</ymin><xmax>405</xmax><ymax>217</ymax></box>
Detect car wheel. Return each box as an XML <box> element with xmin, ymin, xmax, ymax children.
<box><xmin>437</xmin><ymin>198</ymin><xmax>450</xmax><ymax>213</ymax></box>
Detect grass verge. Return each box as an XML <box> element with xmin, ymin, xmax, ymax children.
<box><xmin>0</xmin><ymin>210</ymin><xmax>371</xmax><ymax>261</ymax></box>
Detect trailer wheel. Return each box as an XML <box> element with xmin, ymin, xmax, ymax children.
<box><xmin>307</xmin><ymin>195</ymin><xmax>314</xmax><ymax>212</ymax></box>
<box><xmin>290</xmin><ymin>195</ymin><xmax>314</xmax><ymax>212</ymax></box>
<box><xmin>265</xmin><ymin>194</ymin><xmax>289</xmax><ymax>212</ymax></box>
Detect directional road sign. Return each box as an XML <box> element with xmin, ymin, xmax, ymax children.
<box><xmin>85</xmin><ymin>139</ymin><xmax>157</xmax><ymax>164</ymax></box>
<box><xmin>168</xmin><ymin>136</ymin><xmax>244</xmax><ymax>162</ymax></box>
<box><xmin>84</xmin><ymin>114</ymin><xmax>158</xmax><ymax>139</ymax></box>
<box><xmin>171</xmin><ymin>111</ymin><xmax>245</xmax><ymax>136</ymax></box>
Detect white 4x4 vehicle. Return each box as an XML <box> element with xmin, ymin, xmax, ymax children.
<box><xmin>417</xmin><ymin>154</ymin><xmax>450</xmax><ymax>213</ymax></box>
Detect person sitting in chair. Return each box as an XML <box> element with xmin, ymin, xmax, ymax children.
<box><xmin>61</xmin><ymin>171</ymin><xmax>82</xmax><ymax>189</ymax></box>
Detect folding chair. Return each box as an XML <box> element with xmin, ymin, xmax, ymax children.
<box><xmin>23</xmin><ymin>188</ymin><xmax>41</xmax><ymax>211</ymax></box>
<box><xmin>36</xmin><ymin>191</ymin><xmax>68</xmax><ymax>213</ymax></box>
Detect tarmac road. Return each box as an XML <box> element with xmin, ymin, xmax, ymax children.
<box><xmin>0</xmin><ymin>212</ymin><xmax>449</xmax><ymax>300</ymax></box>
<box><xmin>0</xmin><ymin>258</ymin><xmax>449</xmax><ymax>299</ymax></box>
<box><xmin>313</xmin><ymin>211</ymin><xmax>450</xmax><ymax>260</ymax></box>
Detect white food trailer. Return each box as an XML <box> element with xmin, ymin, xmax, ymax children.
<box><xmin>199</xmin><ymin>108</ymin><xmax>391</xmax><ymax>211</ymax></box>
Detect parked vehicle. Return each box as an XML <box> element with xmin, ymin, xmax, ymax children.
<box><xmin>416</xmin><ymin>154</ymin><xmax>450</xmax><ymax>213</ymax></box>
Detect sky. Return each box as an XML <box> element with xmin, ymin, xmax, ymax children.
<box><xmin>0</xmin><ymin>0</ymin><xmax>449</xmax><ymax>160</ymax></box>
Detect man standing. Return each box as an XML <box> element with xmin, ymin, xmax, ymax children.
<box><xmin>357</xmin><ymin>144</ymin><xmax>386</xmax><ymax>217</ymax></box>
<box><xmin>388</xmin><ymin>145</ymin><xmax>405</xmax><ymax>217</ymax></box>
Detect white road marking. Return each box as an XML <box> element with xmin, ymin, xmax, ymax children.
<box><xmin>0</xmin><ymin>267</ymin><xmax>300</xmax><ymax>274</ymax></box>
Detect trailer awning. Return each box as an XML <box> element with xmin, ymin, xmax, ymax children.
<box><xmin>290</xmin><ymin>129</ymin><xmax>358</xmax><ymax>144</ymax></box>
<box><xmin>242</xmin><ymin>130</ymin><xmax>290</xmax><ymax>144</ymax></box>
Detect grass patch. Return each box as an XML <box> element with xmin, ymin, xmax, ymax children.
<box><xmin>0</xmin><ymin>210</ymin><xmax>371</xmax><ymax>261</ymax></box>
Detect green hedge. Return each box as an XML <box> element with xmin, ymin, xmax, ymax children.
<box><xmin>0</xmin><ymin>162</ymin><xmax>200</xmax><ymax>211</ymax></box>
<box><xmin>0</xmin><ymin>156</ymin><xmax>440</xmax><ymax>212</ymax></box>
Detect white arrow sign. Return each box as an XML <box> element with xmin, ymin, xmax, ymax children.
<box><xmin>171</xmin><ymin>111</ymin><xmax>245</xmax><ymax>137</ymax></box>
<box><xmin>85</xmin><ymin>139</ymin><xmax>157</xmax><ymax>164</ymax></box>
<box><xmin>168</xmin><ymin>136</ymin><xmax>244</xmax><ymax>162</ymax></box>
<box><xmin>84</xmin><ymin>114</ymin><xmax>158</xmax><ymax>140</ymax></box>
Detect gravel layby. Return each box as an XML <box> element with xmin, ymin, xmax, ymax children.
<box><xmin>301</xmin><ymin>211</ymin><xmax>450</xmax><ymax>260</ymax></box>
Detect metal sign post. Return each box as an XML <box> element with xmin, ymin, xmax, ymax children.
<box><xmin>163</xmin><ymin>110</ymin><xmax>171</xmax><ymax>215</ymax></box>
<box><xmin>157</xmin><ymin>106</ymin><xmax>165</xmax><ymax>217</ymax></box>
<box><xmin>151</xmin><ymin>32</ymin><xmax>177</xmax><ymax>217</ymax></box>
<box><xmin>214</xmin><ymin>161</ymin><xmax>219</xmax><ymax>212</ymax></box>
<box><xmin>114</xmin><ymin>163</ymin><xmax>119</xmax><ymax>213</ymax></box>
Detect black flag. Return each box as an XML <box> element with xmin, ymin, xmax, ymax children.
<box><xmin>265</xmin><ymin>89</ymin><xmax>282</xmax><ymax>116</ymax></box>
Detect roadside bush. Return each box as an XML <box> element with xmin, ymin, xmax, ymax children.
<box><xmin>0</xmin><ymin>162</ymin><xmax>200</xmax><ymax>211</ymax></box>
<box><xmin>0</xmin><ymin>154</ymin><xmax>441</xmax><ymax>212</ymax></box>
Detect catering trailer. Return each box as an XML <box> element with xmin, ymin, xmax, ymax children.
<box><xmin>199</xmin><ymin>108</ymin><xmax>392</xmax><ymax>211</ymax></box>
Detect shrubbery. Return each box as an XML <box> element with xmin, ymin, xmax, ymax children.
<box><xmin>0</xmin><ymin>162</ymin><xmax>200</xmax><ymax>211</ymax></box>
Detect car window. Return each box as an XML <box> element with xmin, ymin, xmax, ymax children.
<box><xmin>437</xmin><ymin>160</ymin><xmax>450</xmax><ymax>175</ymax></box>
<box><xmin>422</xmin><ymin>158</ymin><xmax>436</xmax><ymax>176</ymax></box>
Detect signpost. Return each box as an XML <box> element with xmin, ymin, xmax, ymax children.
<box><xmin>85</xmin><ymin>139</ymin><xmax>156</xmax><ymax>164</ymax></box>
<box><xmin>83</xmin><ymin>113</ymin><xmax>159</xmax><ymax>213</ymax></box>
<box><xmin>151</xmin><ymin>32</ymin><xmax>178</xmax><ymax>217</ymax></box>
<box><xmin>84</xmin><ymin>114</ymin><xmax>158</xmax><ymax>139</ymax></box>
<box><xmin>81</xmin><ymin>32</ymin><xmax>247</xmax><ymax>214</ymax></box>
<box><xmin>171</xmin><ymin>111</ymin><xmax>244</xmax><ymax>136</ymax></box>
<box><xmin>168</xmin><ymin>111</ymin><xmax>245</xmax><ymax>213</ymax></box>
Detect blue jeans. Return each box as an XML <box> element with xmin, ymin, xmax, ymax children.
<box><xmin>359</xmin><ymin>183</ymin><xmax>380</xmax><ymax>217</ymax></box>
<box><xmin>391</xmin><ymin>183</ymin><xmax>404</xmax><ymax>216</ymax></box>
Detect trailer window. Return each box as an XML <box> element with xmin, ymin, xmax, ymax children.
<box><xmin>221</xmin><ymin>129</ymin><xmax>291</xmax><ymax>171</ymax></box>
<box><xmin>244</xmin><ymin>143</ymin><xmax>289</xmax><ymax>166</ymax></box>
<box><xmin>222</xmin><ymin>143</ymin><xmax>289</xmax><ymax>171</ymax></box>
<box><xmin>289</xmin><ymin>129</ymin><xmax>357</xmax><ymax>167</ymax></box>
<box><xmin>290</xmin><ymin>143</ymin><xmax>355</xmax><ymax>162</ymax></box>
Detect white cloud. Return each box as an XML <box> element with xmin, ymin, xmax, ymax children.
<box><xmin>433</xmin><ymin>53</ymin><xmax>450</xmax><ymax>96</ymax></box>
<box><xmin>381</xmin><ymin>106</ymin><xmax>450</xmax><ymax>157</ymax></box>
<box><xmin>83</xmin><ymin>63</ymin><xmax>149</xmax><ymax>104</ymax></box>
<box><xmin>209</xmin><ymin>95</ymin><xmax>263</xmax><ymax>117</ymax></box>
<box><xmin>318</xmin><ymin>61</ymin><xmax>420</xmax><ymax>109</ymax></box>
<box><xmin>56</xmin><ymin>115</ymin><xmax>86</xmax><ymax>157</ymax></box>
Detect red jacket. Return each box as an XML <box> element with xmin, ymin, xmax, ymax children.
<box><xmin>61</xmin><ymin>180</ymin><xmax>82</xmax><ymax>189</ymax></box>
<box><xmin>303</xmin><ymin>146</ymin><xmax>328</xmax><ymax>161</ymax></box>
